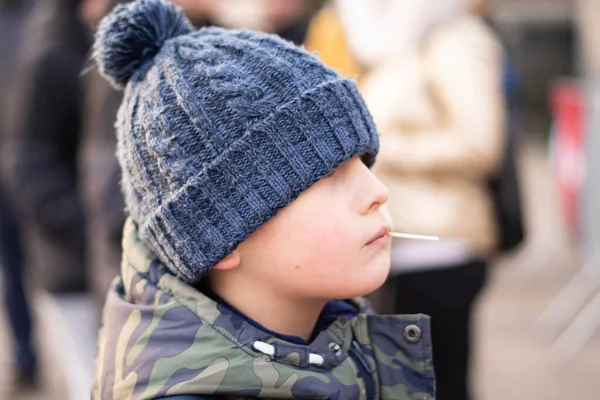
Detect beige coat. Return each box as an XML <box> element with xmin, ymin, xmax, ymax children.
<box><xmin>361</xmin><ymin>16</ymin><xmax>505</xmax><ymax>257</ymax></box>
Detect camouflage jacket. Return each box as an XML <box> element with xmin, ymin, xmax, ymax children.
<box><xmin>92</xmin><ymin>218</ymin><xmax>435</xmax><ymax>400</ymax></box>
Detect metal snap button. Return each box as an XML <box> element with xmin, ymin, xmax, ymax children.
<box><xmin>329</xmin><ymin>342</ymin><xmax>342</xmax><ymax>356</ymax></box>
<box><xmin>404</xmin><ymin>324</ymin><xmax>421</xmax><ymax>343</ymax></box>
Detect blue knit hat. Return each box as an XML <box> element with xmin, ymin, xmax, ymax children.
<box><xmin>93</xmin><ymin>0</ymin><xmax>379</xmax><ymax>282</ymax></box>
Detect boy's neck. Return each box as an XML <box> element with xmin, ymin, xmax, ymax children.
<box><xmin>204</xmin><ymin>276</ymin><xmax>326</xmax><ymax>342</ymax></box>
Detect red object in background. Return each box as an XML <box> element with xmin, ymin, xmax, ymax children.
<box><xmin>551</xmin><ymin>80</ymin><xmax>586</xmax><ymax>236</ymax></box>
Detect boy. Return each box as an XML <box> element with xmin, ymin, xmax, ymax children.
<box><xmin>92</xmin><ymin>0</ymin><xmax>435</xmax><ymax>399</ymax></box>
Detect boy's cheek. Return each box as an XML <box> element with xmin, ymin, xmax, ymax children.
<box><xmin>313</xmin><ymin>216</ymin><xmax>354</xmax><ymax>243</ymax></box>
<box><xmin>307</xmin><ymin>227</ymin><xmax>359</xmax><ymax>268</ymax></box>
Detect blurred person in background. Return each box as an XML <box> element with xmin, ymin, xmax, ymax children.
<box><xmin>78</xmin><ymin>0</ymin><xmax>123</xmax><ymax>316</ymax></box>
<box><xmin>0</xmin><ymin>0</ymin><xmax>39</xmax><ymax>388</ymax></box>
<box><xmin>81</xmin><ymin>0</ymin><xmax>323</xmax><ymax>312</ymax></box>
<box><xmin>307</xmin><ymin>1</ymin><xmax>506</xmax><ymax>399</ymax></box>
<box><xmin>0</xmin><ymin>0</ymin><xmax>90</xmax><ymax>294</ymax></box>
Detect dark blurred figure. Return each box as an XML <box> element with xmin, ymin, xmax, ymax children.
<box><xmin>81</xmin><ymin>0</ymin><xmax>322</xmax><ymax>311</ymax></box>
<box><xmin>0</xmin><ymin>0</ymin><xmax>89</xmax><ymax>293</ymax></box>
<box><xmin>0</xmin><ymin>199</ymin><xmax>35</xmax><ymax>388</ymax></box>
<box><xmin>78</xmin><ymin>0</ymin><xmax>122</xmax><ymax>316</ymax></box>
<box><xmin>0</xmin><ymin>0</ymin><xmax>39</xmax><ymax>388</ymax></box>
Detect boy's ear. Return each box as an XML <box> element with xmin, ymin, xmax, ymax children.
<box><xmin>213</xmin><ymin>250</ymin><xmax>241</xmax><ymax>271</ymax></box>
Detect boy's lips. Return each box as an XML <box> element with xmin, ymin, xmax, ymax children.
<box><xmin>366</xmin><ymin>225</ymin><xmax>391</xmax><ymax>246</ymax></box>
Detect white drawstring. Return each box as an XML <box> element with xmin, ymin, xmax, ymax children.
<box><xmin>252</xmin><ymin>341</ymin><xmax>325</xmax><ymax>366</ymax></box>
<box><xmin>252</xmin><ymin>341</ymin><xmax>275</xmax><ymax>356</ymax></box>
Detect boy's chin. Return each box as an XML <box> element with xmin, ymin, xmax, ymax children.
<box><xmin>335</xmin><ymin>262</ymin><xmax>390</xmax><ymax>300</ymax></box>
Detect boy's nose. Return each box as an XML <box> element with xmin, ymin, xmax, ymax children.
<box><xmin>365</xmin><ymin>174</ymin><xmax>389</xmax><ymax>214</ymax></box>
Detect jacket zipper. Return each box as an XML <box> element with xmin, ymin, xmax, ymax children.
<box><xmin>349</xmin><ymin>341</ymin><xmax>376</xmax><ymax>400</ymax></box>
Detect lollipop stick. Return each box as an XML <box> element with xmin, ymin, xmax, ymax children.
<box><xmin>387</xmin><ymin>232</ymin><xmax>439</xmax><ymax>241</ymax></box>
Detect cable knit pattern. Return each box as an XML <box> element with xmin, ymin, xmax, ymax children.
<box><xmin>93</xmin><ymin>0</ymin><xmax>379</xmax><ymax>281</ymax></box>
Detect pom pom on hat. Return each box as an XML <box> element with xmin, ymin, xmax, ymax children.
<box><xmin>93</xmin><ymin>0</ymin><xmax>193</xmax><ymax>89</ymax></box>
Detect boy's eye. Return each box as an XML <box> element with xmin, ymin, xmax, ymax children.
<box><xmin>361</xmin><ymin>153</ymin><xmax>376</xmax><ymax>169</ymax></box>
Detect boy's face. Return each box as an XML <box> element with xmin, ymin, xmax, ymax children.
<box><xmin>237</xmin><ymin>156</ymin><xmax>391</xmax><ymax>300</ymax></box>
